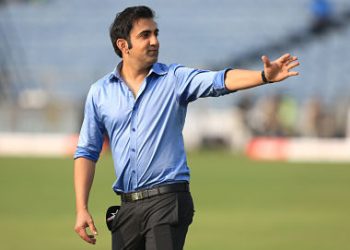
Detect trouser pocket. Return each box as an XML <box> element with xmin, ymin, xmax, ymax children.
<box><xmin>176</xmin><ymin>192</ymin><xmax>195</xmax><ymax>226</ymax></box>
<box><xmin>106</xmin><ymin>205</ymin><xmax>121</xmax><ymax>231</ymax></box>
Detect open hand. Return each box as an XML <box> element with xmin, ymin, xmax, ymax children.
<box><xmin>262</xmin><ymin>53</ymin><xmax>300</xmax><ymax>82</ymax></box>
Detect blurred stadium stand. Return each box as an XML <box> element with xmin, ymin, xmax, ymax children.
<box><xmin>0</xmin><ymin>0</ymin><xmax>349</xmax><ymax>142</ymax></box>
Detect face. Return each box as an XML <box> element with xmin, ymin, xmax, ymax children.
<box><xmin>123</xmin><ymin>18</ymin><xmax>160</xmax><ymax>67</ymax></box>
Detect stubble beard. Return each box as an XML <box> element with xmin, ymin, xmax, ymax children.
<box><xmin>146</xmin><ymin>51</ymin><xmax>159</xmax><ymax>64</ymax></box>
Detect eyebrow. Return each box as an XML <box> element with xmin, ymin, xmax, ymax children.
<box><xmin>137</xmin><ymin>28</ymin><xmax>159</xmax><ymax>38</ymax></box>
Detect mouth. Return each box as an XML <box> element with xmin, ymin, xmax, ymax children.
<box><xmin>147</xmin><ymin>49</ymin><xmax>159</xmax><ymax>57</ymax></box>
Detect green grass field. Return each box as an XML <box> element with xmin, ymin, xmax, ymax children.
<box><xmin>1</xmin><ymin>151</ymin><xmax>350</xmax><ymax>250</ymax></box>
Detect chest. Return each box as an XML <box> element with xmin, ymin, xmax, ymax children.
<box><xmin>97</xmin><ymin>78</ymin><xmax>178</xmax><ymax>131</ymax></box>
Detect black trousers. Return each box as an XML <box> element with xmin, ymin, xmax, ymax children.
<box><xmin>111</xmin><ymin>191</ymin><xmax>194</xmax><ymax>250</ymax></box>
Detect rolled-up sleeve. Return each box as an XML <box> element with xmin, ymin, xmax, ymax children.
<box><xmin>173</xmin><ymin>64</ymin><xmax>233</xmax><ymax>104</ymax></box>
<box><xmin>74</xmin><ymin>85</ymin><xmax>105</xmax><ymax>162</ymax></box>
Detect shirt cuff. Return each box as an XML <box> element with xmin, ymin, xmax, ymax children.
<box><xmin>213</xmin><ymin>68</ymin><xmax>235</xmax><ymax>96</ymax></box>
<box><xmin>74</xmin><ymin>147</ymin><xmax>100</xmax><ymax>162</ymax></box>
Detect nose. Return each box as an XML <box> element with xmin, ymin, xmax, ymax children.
<box><xmin>150</xmin><ymin>34</ymin><xmax>159</xmax><ymax>47</ymax></box>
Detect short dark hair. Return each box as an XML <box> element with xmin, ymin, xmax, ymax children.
<box><xmin>109</xmin><ymin>6</ymin><xmax>155</xmax><ymax>57</ymax></box>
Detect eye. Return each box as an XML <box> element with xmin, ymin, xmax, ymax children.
<box><xmin>139</xmin><ymin>32</ymin><xmax>151</xmax><ymax>39</ymax></box>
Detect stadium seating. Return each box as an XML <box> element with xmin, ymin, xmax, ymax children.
<box><xmin>0</xmin><ymin>0</ymin><xmax>349</xmax><ymax>132</ymax></box>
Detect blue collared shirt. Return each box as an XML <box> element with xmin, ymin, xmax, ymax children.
<box><xmin>74</xmin><ymin>62</ymin><xmax>232</xmax><ymax>193</ymax></box>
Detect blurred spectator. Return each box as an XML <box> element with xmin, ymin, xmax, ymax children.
<box><xmin>277</xmin><ymin>95</ymin><xmax>298</xmax><ymax>136</ymax></box>
<box><xmin>331</xmin><ymin>96</ymin><xmax>349</xmax><ymax>138</ymax></box>
<box><xmin>347</xmin><ymin>108</ymin><xmax>350</xmax><ymax>137</ymax></box>
<box><xmin>310</xmin><ymin>0</ymin><xmax>334</xmax><ymax>34</ymax></box>
<box><xmin>291</xmin><ymin>96</ymin><xmax>339</xmax><ymax>137</ymax></box>
<box><xmin>295</xmin><ymin>97</ymin><xmax>321</xmax><ymax>137</ymax></box>
<box><xmin>247</xmin><ymin>94</ymin><xmax>283</xmax><ymax>136</ymax></box>
<box><xmin>318</xmin><ymin>112</ymin><xmax>336</xmax><ymax>137</ymax></box>
<box><xmin>236</xmin><ymin>94</ymin><xmax>254</xmax><ymax>126</ymax></box>
<box><xmin>238</xmin><ymin>94</ymin><xmax>348</xmax><ymax>139</ymax></box>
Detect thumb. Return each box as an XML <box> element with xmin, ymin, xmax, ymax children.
<box><xmin>261</xmin><ymin>55</ymin><xmax>271</xmax><ymax>68</ymax></box>
<box><xmin>88</xmin><ymin>220</ymin><xmax>98</xmax><ymax>235</ymax></box>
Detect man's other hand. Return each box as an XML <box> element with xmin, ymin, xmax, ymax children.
<box><xmin>74</xmin><ymin>210</ymin><xmax>98</xmax><ymax>244</ymax></box>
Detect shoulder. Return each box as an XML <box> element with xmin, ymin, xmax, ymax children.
<box><xmin>166</xmin><ymin>63</ymin><xmax>201</xmax><ymax>80</ymax></box>
<box><xmin>168</xmin><ymin>63</ymin><xmax>186</xmax><ymax>73</ymax></box>
<box><xmin>89</xmin><ymin>71</ymin><xmax>115</xmax><ymax>93</ymax></box>
<box><xmin>153</xmin><ymin>62</ymin><xmax>186</xmax><ymax>75</ymax></box>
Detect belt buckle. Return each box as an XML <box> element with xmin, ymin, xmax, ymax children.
<box><xmin>131</xmin><ymin>192</ymin><xmax>143</xmax><ymax>201</ymax></box>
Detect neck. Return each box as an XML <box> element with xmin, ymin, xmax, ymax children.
<box><xmin>120</xmin><ymin>59</ymin><xmax>153</xmax><ymax>83</ymax></box>
<box><xmin>119</xmin><ymin>59</ymin><xmax>154</xmax><ymax>98</ymax></box>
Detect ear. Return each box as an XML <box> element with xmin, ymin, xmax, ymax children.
<box><xmin>116</xmin><ymin>38</ymin><xmax>129</xmax><ymax>55</ymax></box>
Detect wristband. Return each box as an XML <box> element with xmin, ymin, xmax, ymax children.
<box><xmin>261</xmin><ymin>70</ymin><xmax>273</xmax><ymax>84</ymax></box>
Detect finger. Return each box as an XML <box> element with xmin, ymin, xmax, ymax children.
<box><xmin>286</xmin><ymin>56</ymin><xmax>298</xmax><ymax>64</ymax></box>
<box><xmin>288</xmin><ymin>71</ymin><xmax>299</xmax><ymax>77</ymax></box>
<box><xmin>287</xmin><ymin>61</ymin><xmax>300</xmax><ymax>70</ymax></box>
<box><xmin>261</xmin><ymin>55</ymin><xmax>271</xmax><ymax>68</ymax></box>
<box><xmin>75</xmin><ymin>227</ymin><xmax>96</xmax><ymax>244</ymax></box>
<box><xmin>88</xmin><ymin>235</ymin><xmax>97</xmax><ymax>244</ymax></box>
<box><xmin>279</xmin><ymin>53</ymin><xmax>291</xmax><ymax>63</ymax></box>
<box><xmin>88</xmin><ymin>220</ymin><xmax>98</xmax><ymax>236</ymax></box>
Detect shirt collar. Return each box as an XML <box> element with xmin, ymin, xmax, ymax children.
<box><xmin>108</xmin><ymin>62</ymin><xmax>123</xmax><ymax>82</ymax></box>
<box><xmin>149</xmin><ymin>63</ymin><xmax>168</xmax><ymax>76</ymax></box>
<box><xmin>109</xmin><ymin>61</ymin><xmax>168</xmax><ymax>83</ymax></box>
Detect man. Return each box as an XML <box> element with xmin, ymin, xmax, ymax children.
<box><xmin>74</xmin><ymin>5</ymin><xmax>299</xmax><ymax>250</ymax></box>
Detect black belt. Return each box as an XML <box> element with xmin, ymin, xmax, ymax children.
<box><xmin>120</xmin><ymin>182</ymin><xmax>189</xmax><ymax>202</ymax></box>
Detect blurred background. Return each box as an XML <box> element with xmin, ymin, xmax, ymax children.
<box><xmin>1</xmin><ymin>0</ymin><xmax>350</xmax><ymax>250</ymax></box>
<box><xmin>0</xmin><ymin>0</ymin><xmax>350</xmax><ymax>160</ymax></box>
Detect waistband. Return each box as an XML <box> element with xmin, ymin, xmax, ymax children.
<box><xmin>119</xmin><ymin>182</ymin><xmax>189</xmax><ymax>202</ymax></box>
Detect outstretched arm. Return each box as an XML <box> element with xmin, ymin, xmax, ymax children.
<box><xmin>74</xmin><ymin>157</ymin><xmax>98</xmax><ymax>245</ymax></box>
<box><xmin>224</xmin><ymin>53</ymin><xmax>300</xmax><ymax>91</ymax></box>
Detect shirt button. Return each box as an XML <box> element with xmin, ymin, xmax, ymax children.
<box><xmin>131</xmin><ymin>148</ymin><xmax>136</xmax><ymax>152</ymax></box>
<box><xmin>132</xmin><ymin>128</ymin><xmax>136</xmax><ymax>132</ymax></box>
